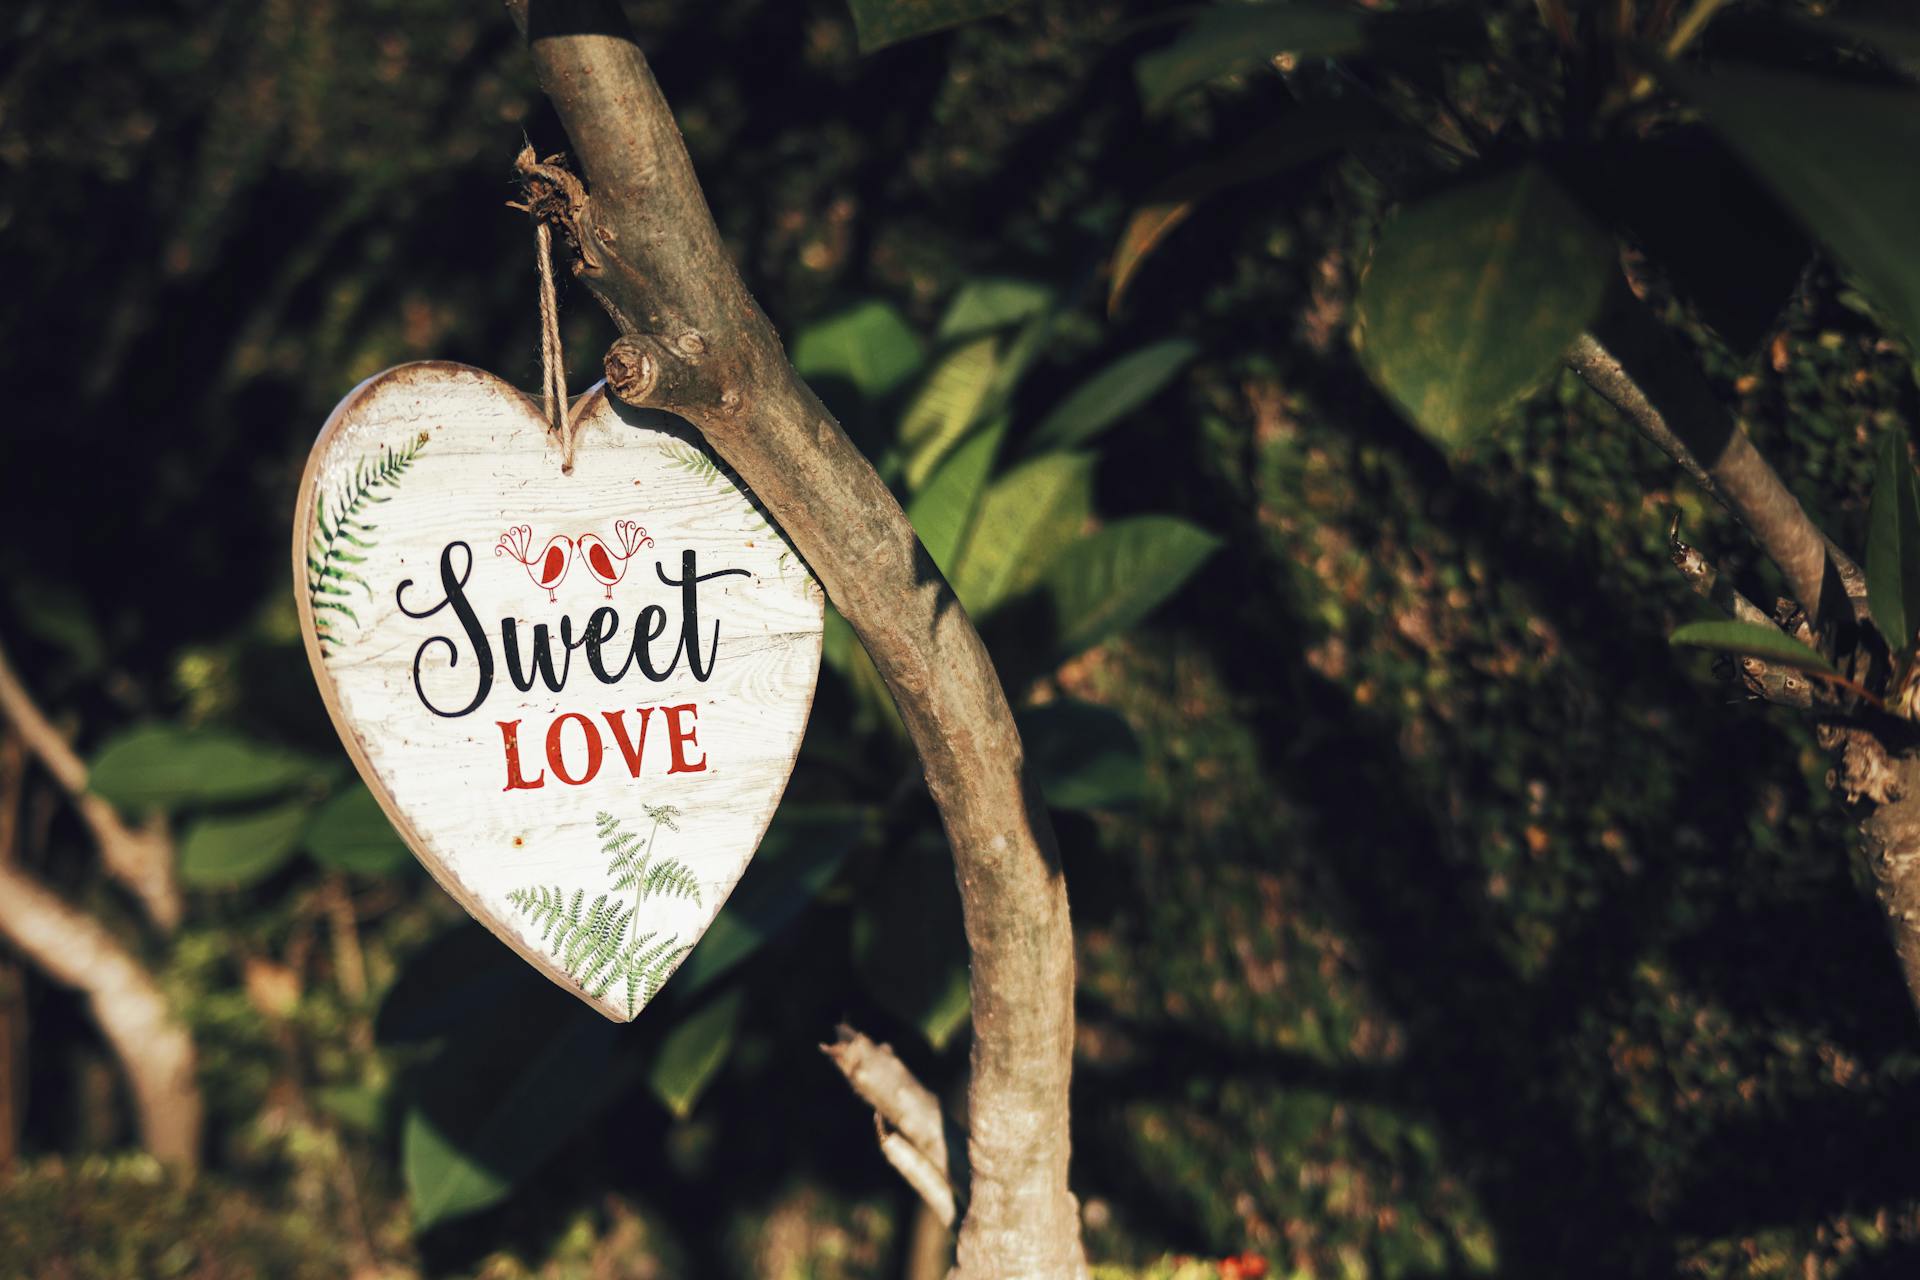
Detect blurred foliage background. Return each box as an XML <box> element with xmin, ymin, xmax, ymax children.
<box><xmin>3</xmin><ymin>0</ymin><xmax>1920</xmax><ymax>1277</ymax></box>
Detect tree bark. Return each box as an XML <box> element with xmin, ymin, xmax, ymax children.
<box><xmin>0</xmin><ymin>861</ymin><xmax>201</xmax><ymax>1170</ymax></box>
<box><xmin>504</xmin><ymin>4</ymin><xmax>1086</xmax><ymax>1275</ymax></box>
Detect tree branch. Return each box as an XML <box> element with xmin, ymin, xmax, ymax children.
<box><xmin>1568</xmin><ymin>287</ymin><xmax>1920</xmax><ymax>1016</ymax></box>
<box><xmin>505</xmin><ymin>4</ymin><xmax>1085</xmax><ymax>1274</ymax></box>
<box><xmin>1567</xmin><ymin>284</ymin><xmax>1866</xmax><ymax>636</ymax></box>
<box><xmin>824</xmin><ymin>1023</ymin><xmax>964</xmax><ymax>1225</ymax></box>
<box><xmin>0</xmin><ymin>638</ymin><xmax>181</xmax><ymax>931</ymax></box>
<box><xmin>0</xmin><ymin>834</ymin><xmax>200</xmax><ymax>1171</ymax></box>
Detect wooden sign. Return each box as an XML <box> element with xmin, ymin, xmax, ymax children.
<box><xmin>293</xmin><ymin>362</ymin><xmax>824</xmax><ymax>1021</ymax></box>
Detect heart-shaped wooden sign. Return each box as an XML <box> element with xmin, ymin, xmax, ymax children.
<box><xmin>293</xmin><ymin>362</ymin><xmax>823</xmax><ymax>1021</ymax></box>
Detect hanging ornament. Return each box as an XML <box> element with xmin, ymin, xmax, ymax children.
<box><xmin>295</xmin><ymin>333</ymin><xmax>821</xmax><ymax>1019</ymax></box>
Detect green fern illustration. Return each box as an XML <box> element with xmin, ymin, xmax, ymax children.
<box><xmin>508</xmin><ymin>807</ymin><xmax>702</xmax><ymax>1016</ymax></box>
<box><xmin>662</xmin><ymin>437</ymin><xmax>796</xmax><ymax>572</ymax></box>
<box><xmin>308</xmin><ymin>432</ymin><xmax>427</xmax><ymax>652</ymax></box>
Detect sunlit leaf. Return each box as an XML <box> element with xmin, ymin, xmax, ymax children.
<box><xmin>1867</xmin><ymin>432</ymin><xmax>1920</xmax><ymax>652</ymax></box>
<box><xmin>909</xmin><ymin>418</ymin><xmax>1008</xmax><ymax>575</ymax></box>
<box><xmin>1669</xmin><ymin>64</ymin><xmax>1920</xmax><ymax>351</ymax></box>
<box><xmin>179</xmin><ymin>800</ymin><xmax>310</xmax><ymax>889</ymax></box>
<box><xmin>901</xmin><ymin>336</ymin><xmax>998</xmax><ymax>489</ymax></box>
<box><xmin>951</xmin><ymin>452</ymin><xmax>1095</xmax><ymax>616</ymax></box>
<box><xmin>1356</xmin><ymin>166</ymin><xmax>1614</xmax><ymax>448</ymax></box>
<box><xmin>1136</xmin><ymin>1</ymin><xmax>1368</xmax><ymax>113</ymax></box>
<box><xmin>1028</xmin><ymin>339</ymin><xmax>1198</xmax><ymax>452</ymax></box>
<box><xmin>1045</xmin><ymin>516</ymin><xmax>1221</xmax><ymax>656</ymax></box>
<box><xmin>1668</xmin><ymin>620</ymin><xmax>1838</xmax><ymax>675</ymax></box>
<box><xmin>89</xmin><ymin>725</ymin><xmax>319</xmax><ymax>812</ymax></box>
<box><xmin>304</xmin><ymin>783</ymin><xmax>411</xmax><ymax>875</ymax></box>
<box><xmin>647</xmin><ymin>987</ymin><xmax>746</xmax><ymax>1118</ymax></box>
<box><xmin>1018</xmin><ymin>701</ymin><xmax>1146</xmax><ymax>811</ymax></box>
<box><xmin>846</xmin><ymin>0</ymin><xmax>1024</xmax><ymax>51</ymax></box>
<box><xmin>791</xmin><ymin>300</ymin><xmax>925</xmax><ymax>400</ymax></box>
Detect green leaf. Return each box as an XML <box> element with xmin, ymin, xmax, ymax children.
<box><xmin>1045</xmin><ymin>516</ymin><xmax>1221</xmax><ymax>656</ymax></box>
<box><xmin>89</xmin><ymin>724</ymin><xmax>319</xmax><ymax>812</ymax></box>
<box><xmin>314</xmin><ymin>1084</ymin><xmax>385</xmax><ymax>1134</ymax></box>
<box><xmin>304</xmin><ymin>784</ymin><xmax>412</xmax><ymax>875</ymax></box>
<box><xmin>179</xmin><ymin>799</ymin><xmax>310</xmax><ymax>889</ymax></box>
<box><xmin>1669</xmin><ymin>621</ymin><xmax>1838</xmax><ymax>676</ymax></box>
<box><xmin>647</xmin><ymin>987</ymin><xmax>746</xmax><ymax>1118</ymax></box>
<box><xmin>908</xmin><ymin>418</ymin><xmax>1008</xmax><ymax>575</ymax></box>
<box><xmin>1136</xmin><ymin>1</ymin><xmax>1368</xmax><ymax>113</ymax></box>
<box><xmin>1018</xmin><ymin>701</ymin><xmax>1146</xmax><ymax>811</ymax></box>
<box><xmin>791</xmin><ymin>300</ymin><xmax>926</xmax><ymax>400</ymax></box>
<box><xmin>671</xmin><ymin>806</ymin><xmax>872</xmax><ymax>999</ymax></box>
<box><xmin>1867</xmin><ymin>433</ymin><xmax>1920</xmax><ymax>652</ymax></box>
<box><xmin>846</xmin><ymin>0</ymin><xmax>1024</xmax><ymax>51</ymax></box>
<box><xmin>938</xmin><ymin>278</ymin><xmax>1055</xmax><ymax>343</ymax></box>
<box><xmin>1669</xmin><ymin>65</ymin><xmax>1920</xmax><ymax>352</ymax></box>
<box><xmin>900</xmin><ymin>336</ymin><xmax>999</xmax><ymax>490</ymax></box>
<box><xmin>951</xmin><ymin>453</ymin><xmax>1095</xmax><ymax>616</ymax></box>
<box><xmin>405</xmin><ymin>1008</ymin><xmax>627</xmax><ymax>1230</ymax></box>
<box><xmin>853</xmin><ymin>837</ymin><xmax>970</xmax><ymax>1051</ymax></box>
<box><xmin>1356</xmin><ymin>166</ymin><xmax>1614</xmax><ymax>449</ymax></box>
<box><xmin>1028</xmin><ymin>339</ymin><xmax>1198</xmax><ymax>453</ymax></box>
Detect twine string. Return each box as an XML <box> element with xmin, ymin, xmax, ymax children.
<box><xmin>533</xmin><ymin>219</ymin><xmax>576</xmax><ymax>474</ymax></box>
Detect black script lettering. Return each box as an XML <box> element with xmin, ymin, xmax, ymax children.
<box><xmin>395</xmin><ymin>542</ymin><xmax>492</xmax><ymax>718</ymax></box>
<box><xmin>657</xmin><ymin>550</ymin><xmax>750</xmax><ymax>681</ymax></box>
<box><xmin>500</xmin><ymin>618</ymin><xmax>574</xmax><ymax>693</ymax></box>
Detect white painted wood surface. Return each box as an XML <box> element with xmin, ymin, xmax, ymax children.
<box><xmin>294</xmin><ymin>362</ymin><xmax>823</xmax><ymax>1021</ymax></box>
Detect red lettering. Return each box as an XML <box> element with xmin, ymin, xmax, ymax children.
<box><xmin>664</xmin><ymin>702</ymin><xmax>707</xmax><ymax>774</ymax></box>
<box><xmin>498</xmin><ymin>720</ymin><xmax>545</xmax><ymax>790</ymax></box>
<box><xmin>602</xmin><ymin>707</ymin><xmax>654</xmax><ymax>778</ymax></box>
<box><xmin>545</xmin><ymin>712</ymin><xmax>604</xmax><ymax>786</ymax></box>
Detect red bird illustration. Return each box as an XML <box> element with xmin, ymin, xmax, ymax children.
<box><xmin>496</xmin><ymin>525</ymin><xmax>574</xmax><ymax>601</ymax></box>
<box><xmin>577</xmin><ymin>519</ymin><xmax>654</xmax><ymax>599</ymax></box>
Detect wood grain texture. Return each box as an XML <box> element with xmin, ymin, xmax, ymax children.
<box><xmin>293</xmin><ymin>362</ymin><xmax>822</xmax><ymax>1021</ymax></box>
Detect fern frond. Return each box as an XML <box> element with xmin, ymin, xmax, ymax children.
<box><xmin>306</xmin><ymin>434</ymin><xmax>427</xmax><ymax>651</ymax></box>
<box><xmin>641</xmin><ymin>859</ymin><xmax>702</xmax><ymax>906</ymax></box>
<box><xmin>621</xmin><ymin>932</ymin><xmax>689</xmax><ymax>1016</ymax></box>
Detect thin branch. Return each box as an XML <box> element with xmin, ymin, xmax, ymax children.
<box><xmin>0</xmin><ymin>854</ymin><xmax>200</xmax><ymax>1170</ymax></box>
<box><xmin>826</xmin><ymin>1027</ymin><xmax>961</xmax><ymax>1226</ymax></box>
<box><xmin>824</xmin><ymin>1027</ymin><xmax>956</xmax><ymax>1175</ymax></box>
<box><xmin>1569</xmin><ymin>286</ymin><xmax>1920</xmax><ymax>1019</ymax></box>
<box><xmin>1669</xmin><ymin>521</ymin><xmax>1778</xmax><ymax>631</ymax></box>
<box><xmin>879</xmin><ymin>1117</ymin><xmax>959</xmax><ymax>1228</ymax></box>
<box><xmin>0</xmin><ymin>637</ymin><xmax>181</xmax><ymax>931</ymax></box>
<box><xmin>1567</xmin><ymin>287</ymin><xmax>1866</xmax><ymax>636</ymax></box>
<box><xmin>507</xmin><ymin>4</ymin><xmax>1084</xmax><ymax>1275</ymax></box>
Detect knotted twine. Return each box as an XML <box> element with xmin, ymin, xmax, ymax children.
<box><xmin>533</xmin><ymin>220</ymin><xmax>576</xmax><ymax>475</ymax></box>
<box><xmin>532</xmin><ymin>218</ymin><xmax>577</xmax><ymax>474</ymax></box>
<box><xmin>513</xmin><ymin>144</ymin><xmax>579</xmax><ymax>474</ymax></box>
